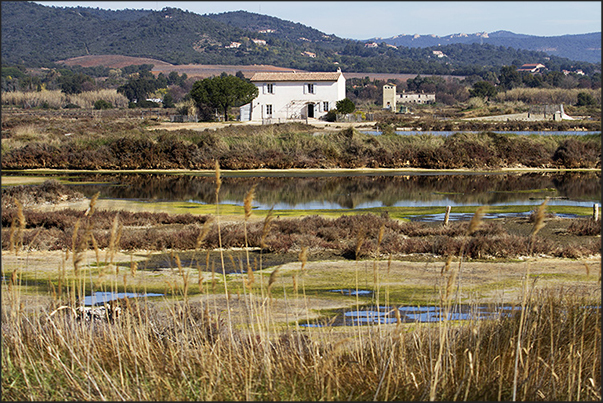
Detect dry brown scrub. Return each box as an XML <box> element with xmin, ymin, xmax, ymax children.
<box><xmin>2</xmin><ymin>206</ymin><xmax>600</xmax><ymax>259</ymax></box>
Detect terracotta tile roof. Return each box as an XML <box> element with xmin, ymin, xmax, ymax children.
<box><xmin>250</xmin><ymin>71</ymin><xmax>343</xmax><ymax>82</ymax></box>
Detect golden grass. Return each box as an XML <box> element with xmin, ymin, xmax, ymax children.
<box><xmin>495</xmin><ymin>87</ymin><xmax>602</xmax><ymax>105</ymax></box>
<box><xmin>1</xmin><ymin>89</ymin><xmax>129</xmax><ymax>109</ymax></box>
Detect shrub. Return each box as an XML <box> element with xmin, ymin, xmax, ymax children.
<box><xmin>137</xmin><ymin>99</ymin><xmax>160</xmax><ymax>108</ymax></box>
<box><xmin>336</xmin><ymin>98</ymin><xmax>355</xmax><ymax>114</ymax></box>
<box><xmin>552</xmin><ymin>138</ymin><xmax>601</xmax><ymax>168</ymax></box>
<box><xmin>94</xmin><ymin>99</ymin><xmax>113</xmax><ymax>110</ymax></box>
<box><xmin>576</xmin><ymin>91</ymin><xmax>597</xmax><ymax>106</ymax></box>
<box><xmin>567</xmin><ymin>218</ymin><xmax>601</xmax><ymax>236</ymax></box>
<box><xmin>63</xmin><ymin>103</ymin><xmax>80</xmax><ymax>109</ymax></box>
<box><xmin>324</xmin><ymin>109</ymin><xmax>337</xmax><ymax>122</ymax></box>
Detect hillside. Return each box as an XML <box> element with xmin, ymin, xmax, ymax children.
<box><xmin>1</xmin><ymin>2</ymin><xmax>599</xmax><ymax>76</ymax></box>
<box><xmin>370</xmin><ymin>30</ymin><xmax>602</xmax><ymax>64</ymax></box>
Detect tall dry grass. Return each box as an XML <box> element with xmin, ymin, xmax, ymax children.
<box><xmin>1</xmin><ymin>89</ymin><xmax>129</xmax><ymax>109</ymax></box>
<box><xmin>1</xmin><ymin>191</ymin><xmax>600</xmax><ymax>401</ymax></box>
<box><xmin>2</xmin><ymin>278</ymin><xmax>599</xmax><ymax>400</ymax></box>
<box><xmin>496</xmin><ymin>87</ymin><xmax>601</xmax><ymax>105</ymax></box>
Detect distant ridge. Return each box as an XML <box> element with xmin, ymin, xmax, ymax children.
<box><xmin>2</xmin><ymin>2</ymin><xmax>599</xmax><ymax>73</ymax></box>
<box><xmin>368</xmin><ymin>31</ymin><xmax>601</xmax><ymax>63</ymax></box>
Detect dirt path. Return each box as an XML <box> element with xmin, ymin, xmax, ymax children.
<box><xmin>149</xmin><ymin>120</ymin><xmax>376</xmax><ymax>132</ymax></box>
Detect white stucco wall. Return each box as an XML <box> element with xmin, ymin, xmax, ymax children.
<box><xmin>243</xmin><ymin>73</ymin><xmax>345</xmax><ymax>122</ymax></box>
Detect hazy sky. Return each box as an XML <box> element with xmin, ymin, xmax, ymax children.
<box><xmin>35</xmin><ymin>1</ymin><xmax>602</xmax><ymax>39</ymax></box>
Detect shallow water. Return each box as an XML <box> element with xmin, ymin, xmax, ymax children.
<box><xmin>329</xmin><ymin>289</ymin><xmax>373</xmax><ymax>296</ymax></box>
<box><xmin>11</xmin><ymin>171</ymin><xmax>598</xmax><ymax>215</ymax></box>
<box><xmin>301</xmin><ymin>304</ymin><xmax>523</xmax><ymax>327</ymax></box>
<box><xmin>83</xmin><ymin>291</ymin><xmax>164</xmax><ymax>306</ymax></box>
<box><xmin>411</xmin><ymin>211</ymin><xmax>579</xmax><ymax>222</ymax></box>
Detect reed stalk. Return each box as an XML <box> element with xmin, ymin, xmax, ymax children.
<box><xmin>512</xmin><ymin>199</ymin><xmax>548</xmax><ymax>401</ymax></box>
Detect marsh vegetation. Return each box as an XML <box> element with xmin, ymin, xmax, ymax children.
<box><xmin>2</xmin><ymin>167</ymin><xmax>601</xmax><ymax>401</ymax></box>
<box><xmin>1</xmin><ymin>109</ymin><xmax>600</xmax><ymax>170</ymax></box>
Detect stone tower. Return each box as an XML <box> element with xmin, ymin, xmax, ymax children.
<box><xmin>383</xmin><ymin>84</ymin><xmax>397</xmax><ymax>110</ymax></box>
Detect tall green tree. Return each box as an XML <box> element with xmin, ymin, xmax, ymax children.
<box><xmin>336</xmin><ymin>98</ymin><xmax>355</xmax><ymax>114</ymax></box>
<box><xmin>498</xmin><ymin>65</ymin><xmax>522</xmax><ymax>91</ymax></box>
<box><xmin>117</xmin><ymin>70</ymin><xmax>157</xmax><ymax>103</ymax></box>
<box><xmin>58</xmin><ymin>72</ymin><xmax>93</xmax><ymax>94</ymax></box>
<box><xmin>469</xmin><ymin>81</ymin><xmax>497</xmax><ymax>100</ymax></box>
<box><xmin>189</xmin><ymin>75</ymin><xmax>258</xmax><ymax>121</ymax></box>
<box><xmin>576</xmin><ymin>91</ymin><xmax>597</xmax><ymax>106</ymax></box>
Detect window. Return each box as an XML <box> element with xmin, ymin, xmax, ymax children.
<box><xmin>266</xmin><ymin>84</ymin><xmax>274</xmax><ymax>94</ymax></box>
<box><xmin>306</xmin><ymin>83</ymin><xmax>314</xmax><ymax>94</ymax></box>
<box><xmin>323</xmin><ymin>101</ymin><xmax>329</xmax><ymax>111</ymax></box>
<box><xmin>266</xmin><ymin>104</ymin><xmax>272</xmax><ymax>115</ymax></box>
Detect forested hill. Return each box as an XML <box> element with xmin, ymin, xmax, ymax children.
<box><xmin>1</xmin><ymin>1</ymin><xmax>599</xmax><ymax>75</ymax></box>
<box><xmin>369</xmin><ymin>31</ymin><xmax>601</xmax><ymax>64</ymax></box>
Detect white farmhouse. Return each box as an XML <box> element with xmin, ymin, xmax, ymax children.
<box><xmin>240</xmin><ymin>68</ymin><xmax>346</xmax><ymax>122</ymax></box>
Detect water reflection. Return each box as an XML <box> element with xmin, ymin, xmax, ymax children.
<box><xmin>330</xmin><ymin>289</ymin><xmax>373</xmax><ymax>296</ymax></box>
<box><xmin>302</xmin><ymin>304</ymin><xmax>523</xmax><ymax>327</ymax></box>
<box><xmin>412</xmin><ymin>211</ymin><xmax>579</xmax><ymax>222</ymax></box>
<box><xmin>11</xmin><ymin>171</ymin><xmax>600</xmax><ymax>211</ymax></box>
<box><xmin>83</xmin><ymin>291</ymin><xmax>164</xmax><ymax>306</ymax></box>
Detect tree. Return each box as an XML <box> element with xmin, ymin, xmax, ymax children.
<box><xmin>189</xmin><ymin>75</ymin><xmax>258</xmax><ymax>121</ymax></box>
<box><xmin>498</xmin><ymin>65</ymin><xmax>521</xmax><ymax>91</ymax></box>
<box><xmin>576</xmin><ymin>92</ymin><xmax>597</xmax><ymax>106</ymax></box>
<box><xmin>162</xmin><ymin>93</ymin><xmax>175</xmax><ymax>108</ymax></box>
<box><xmin>93</xmin><ymin>99</ymin><xmax>113</xmax><ymax>110</ymax></box>
<box><xmin>117</xmin><ymin>71</ymin><xmax>157</xmax><ymax>103</ymax></box>
<box><xmin>336</xmin><ymin>98</ymin><xmax>355</xmax><ymax>114</ymax></box>
<box><xmin>58</xmin><ymin>72</ymin><xmax>93</xmax><ymax>94</ymax></box>
<box><xmin>469</xmin><ymin>81</ymin><xmax>497</xmax><ymax>100</ymax></box>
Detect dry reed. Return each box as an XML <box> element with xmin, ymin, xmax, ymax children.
<box><xmin>1</xmin><ymin>89</ymin><xmax>129</xmax><ymax>109</ymax></box>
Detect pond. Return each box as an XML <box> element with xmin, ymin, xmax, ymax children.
<box><xmin>301</xmin><ymin>303</ymin><xmax>522</xmax><ymax>327</ymax></box>
<box><xmin>11</xmin><ymin>170</ymin><xmax>599</xmax><ymax>218</ymax></box>
<box><xmin>83</xmin><ymin>291</ymin><xmax>164</xmax><ymax>306</ymax></box>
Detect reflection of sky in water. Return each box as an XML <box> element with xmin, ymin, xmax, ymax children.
<box><xmin>190</xmin><ymin>198</ymin><xmax>595</xmax><ymax>212</ymax></box>
<box><xmin>297</xmin><ymin>304</ymin><xmax>600</xmax><ymax>328</ymax></box>
<box><xmin>303</xmin><ymin>304</ymin><xmax>524</xmax><ymax>327</ymax></box>
<box><xmin>330</xmin><ymin>289</ymin><xmax>372</xmax><ymax>296</ymax></box>
<box><xmin>412</xmin><ymin>212</ymin><xmax>579</xmax><ymax>222</ymax></box>
<box><xmin>84</xmin><ymin>291</ymin><xmax>163</xmax><ymax>306</ymax></box>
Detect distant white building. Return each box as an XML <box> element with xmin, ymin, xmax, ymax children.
<box><xmin>383</xmin><ymin>84</ymin><xmax>435</xmax><ymax>110</ymax></box>
<box><xmin>517</xmin><ymin>63</ymin><xmax>546</xmax><ymax>73</ymax></box>
<box><xmin>399</xmin><ymin>91</ymin><xmax>436</xmax><ymax>104</ymax></box>
<box><xmin>240</xmin><ymin>68</ymin><xmax>346</xmax><ymax>122</ymax></box>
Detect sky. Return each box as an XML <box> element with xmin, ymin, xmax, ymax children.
<box><xmin>35</xmin><ymin>1</ymin><xmax>601</xmax><ymax>40</ymax></box>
